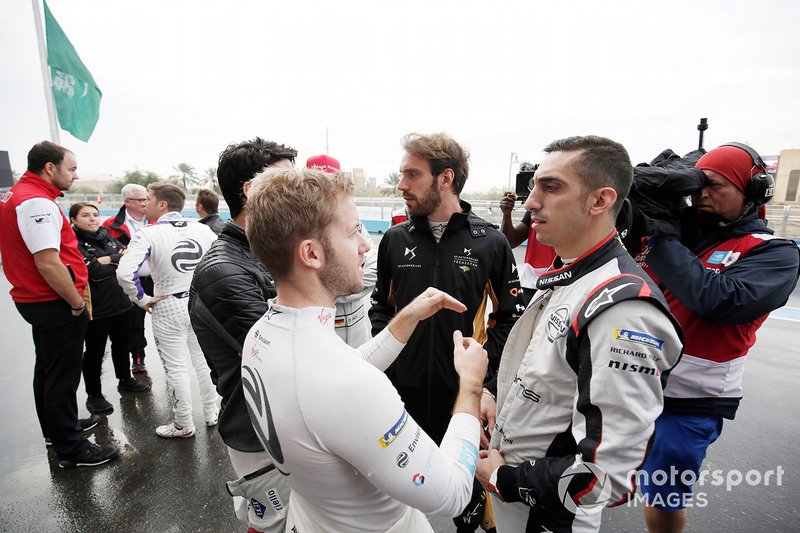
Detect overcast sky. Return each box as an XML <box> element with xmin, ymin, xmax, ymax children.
<box><xmin>2</xmin><ymin>0</ymin><xmax>798</xmax><ymax>192</ymax></box>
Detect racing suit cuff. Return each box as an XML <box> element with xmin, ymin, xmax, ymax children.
<box><xmin>137</xmin><ymin>294</ymin><xmax>152</xmax><ymax>307</ymax></box>
<box><xmin>495</xmin><ymin>464</ymin><xmax>523</xmax><ymax>504</ymax></box>
<box><xmin>487</xmin><ymin>467</ymin><xmax>504</xmax><ymax>502</ymax></box>
<box><xmin>440</xmin><ymin>412</ymin><xmax>480</xmax><ymax>476</ymax></box>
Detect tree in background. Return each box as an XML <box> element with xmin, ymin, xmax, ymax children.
<box><xmin>106</xmin><ymin>169</ymin><xmax>162</xmax><ymax>194</ymax></box>
<box><xmin>171</xmin><ymin>163</ymin><xmax>198</xmax><ymax>191</ymax></box>
<box><xmin>381</xmin><ymin>171</ymin><xmax>401</xmax><ymax>196</ymax></box>
<box><xmin>203</xmin><ymin>167</ymin><xmax>220</xmax><ymax>192</ymax></box>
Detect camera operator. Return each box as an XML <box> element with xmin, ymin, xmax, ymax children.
<box><xmin>499</xmin><ymin>165</ymin><xmax>556</xmax><ymax>305</ymax></box>
<box><xmin>637</xmin><ymin>143</ymin><xmax>800</xmax><ymax>533</ymax></box>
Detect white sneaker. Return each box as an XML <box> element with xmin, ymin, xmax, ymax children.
<box><xmin>205</xmin><ymin>411</ymin><xmax>219</xmax><ymax>427</ymax></box>
<box><xmin>155</xmin><ymin>422</ymin><xmax>196</xmax><ymax>438</ymax></box>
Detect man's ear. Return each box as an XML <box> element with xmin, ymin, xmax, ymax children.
<box><xmin>439</xmin><ymin>168</ymin><xmax>455</xmax><ymax>191</ymax></box>
<box><xmin>589</xmin><ymin>187</ymin><xmax>618</xmax><ymax>217</ymax></box>
<box><xmin>296</xmin><ymin>238</ymin><xmax>324</xmax><ymax>271</ymax></box>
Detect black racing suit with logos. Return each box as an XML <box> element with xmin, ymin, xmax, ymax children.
<box><xmin>370</xmin><ymin>201</ymin><xmax>524</xmax><ymax>443</ymax></box>
<box><xmin>486</xmin><ymin>234</ymin><xmax>684</xmax><ymax>532</ymax></box>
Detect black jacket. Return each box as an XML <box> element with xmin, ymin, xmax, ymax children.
<box><xmin>74</xmin><ymin>226</ymin><xmax>132</xmax><ymax>320</ymax></box>
<box><xmin>199</xmin><ymin>213</ymin><xmax>226</xmax><ymax>235</ymax></box>
<box><xmin>188</xmin><ymin>221</ymin><xmax>276</xmax><ymax>452</ymax></box>
<box><xmin>370</xmin><ymin>201</ymin><xmax>523</xmax><ymax>392</ymax></box>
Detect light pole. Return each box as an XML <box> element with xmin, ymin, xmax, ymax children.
<box><xmin>507</xmin><ymin>152</ymin><xmax>519</xmax><ymax>190</ymax></box>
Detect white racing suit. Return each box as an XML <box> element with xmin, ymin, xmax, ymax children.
<box><xmin>488</xmin><ymin>234</ymin><xmax>683</xmax><ymax>533</ymax></box>
<box><xmin>242</xmin><ymin>302</ymin><xmax>481</xmax><ymax>532</ymax></box>
<box><xmin>117</xmin><ymin>211</ymin><xmax>220</xmax><ymax>428</ymax></box>
<box><xmin>225</xmin><ymin>448</ymin><xmax>291</xmax><ymax>533</ymax></box>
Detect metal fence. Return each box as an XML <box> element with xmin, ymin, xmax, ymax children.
<box><xmin>58</xmin><ymin>194</ymin><xmax>800</xmax><ymax>240</ymax></box>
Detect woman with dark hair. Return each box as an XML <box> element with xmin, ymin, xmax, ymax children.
<box><xmin>70</xmin><ymin>202</ymin><xmax>150</xmax><ymax>414</ymax></box>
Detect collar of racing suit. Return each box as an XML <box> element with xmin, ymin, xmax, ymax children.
<box><xmin>536</xmin><ymin>231</ymin><xmax>628</xmax><ymax>291</ymax></box>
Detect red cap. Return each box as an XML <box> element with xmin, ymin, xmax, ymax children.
<box><xmin>696</xmin><ymin>145</ymin><xmax>761</xmax><ymax>194</ymax></box>
<box><xmin>306</xmin><ymin>155</ymin><xmax>340</xmax><ymax>174</ymax></box>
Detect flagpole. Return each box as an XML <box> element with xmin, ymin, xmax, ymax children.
<box><xmin>31</xmin><ymin>0</ymin><xmax>61</xmax><ymax>144</ymax></box>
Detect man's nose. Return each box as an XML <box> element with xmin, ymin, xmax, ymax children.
<box><xmin>359</xmin><ymin>235</ymin><xmax>370</xmax><ymax>253</ymax></box>
<box><xmin>522</xmin><ymin>189</ymin><xmax>540</xmax><ymax>211</ymax></box>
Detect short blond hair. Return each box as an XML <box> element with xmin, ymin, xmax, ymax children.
<box><xmin>246</xmin><ymin>167</ymin><xmax>354</xmax><ymax>280</ymax></box>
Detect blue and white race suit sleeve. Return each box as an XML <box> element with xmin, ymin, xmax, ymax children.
<box><xmin>116</xmin><ymin>230</ymin><xmax>153</xmax><ymax>307</ymax></box>
<box><xmin>308</xmin><ymin>356</ymin><xmax>481</xmax><ymax>517</ymax></box>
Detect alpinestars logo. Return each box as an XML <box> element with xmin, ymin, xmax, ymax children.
<box><xmin>171</xmin><ymin>239</ymin><xmax>204</xmax><ymax>272</ymax></box>
<box><xmin>584</xmin><ymin>283</ymin><xmax>635</xmax><ymax>318</ymax></box>
<box><xmin>264</xmin><ymin>307</ymin><xmax>282</xmax><ymax>320</ymax></box>
<box><xmin>404</xmin><ymin>246</ymin><xmax>417</xmax><ymax>260</ymax></box>
<box><xmin>463</xmin><ymin>248</ymin><xmax>472</xmax><ymax>256</ymax></box>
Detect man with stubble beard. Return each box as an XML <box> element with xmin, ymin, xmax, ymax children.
<box><xmin>370</xmin><ymin>133</ymin><xmax>523</xmax><ymax>446</ymax></box>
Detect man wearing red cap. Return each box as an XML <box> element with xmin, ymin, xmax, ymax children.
<box><xmin>638</xmin><ymin>143</ymin><xmax>800</xmax><ymax>532</ymax></box>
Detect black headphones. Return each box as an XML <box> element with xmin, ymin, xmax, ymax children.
<box><xmin>720</xmin><ymin>142</ymin><xmax>775</xmax><ymax>206</ymax></box>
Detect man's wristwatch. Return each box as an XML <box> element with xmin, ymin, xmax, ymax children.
<box><xmin>71</xmin><ymin>302</ymin><xmax>86</xmax><ymax>312</ymax></box>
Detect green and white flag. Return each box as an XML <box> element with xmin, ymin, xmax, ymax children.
<box><xmin>43</xmin><ymin>0</ymin><xmax>101</xmax><ymax>141</ymax></box>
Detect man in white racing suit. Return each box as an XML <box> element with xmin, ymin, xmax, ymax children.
<box><xmin>117</xmin><ymin>182</ymin><xmax>220</xmax><ymax>438</ymax></box>
<box><xmin>241</xmin><ymin>166</ymin><xmax>489</xmax><ymax>532</ymax></box>
<box><xmin>476</xmin><ymin>136</ymin><xmax>684</xmax><ymax>533</ymax></box>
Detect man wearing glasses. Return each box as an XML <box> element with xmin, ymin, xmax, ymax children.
<box><xmin>103</xmin><ymin>183</ymin><xmax>152</xmax><ymax>373</ymax></box>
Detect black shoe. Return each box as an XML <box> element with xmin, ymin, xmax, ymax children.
<box><xmin>131</xmin><ymin>353</ymin><xmax>147</xmax><ymax>374</ymax></box>
<box><xmin>44</xmin><ymin>415</ymin><xmax>101</xmax><ymax>446</ymax></box>
<box><xmin>80</xmin><ymin>414</ymin><xmax>101</xmax><ymax>432</ymax></box>
<box><xmin>86</xmin><ymin>394</ymin><xmax>113</xmax><ymax>414</ymax></box>
<box><xmin>118</xmin><ymin>378</ymin><xmax>151</xmax><ymax>393</ymax></box>
<box><xmin>58</xmin><ymin>443</ymin><xmax>120</xmax><ymax>469</ymax></box>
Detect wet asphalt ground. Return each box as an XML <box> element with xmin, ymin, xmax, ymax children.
<box><xmin>1</xmin><ymin>247</ymin><xmax>799</xmax><ymax>532</ymax></box>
